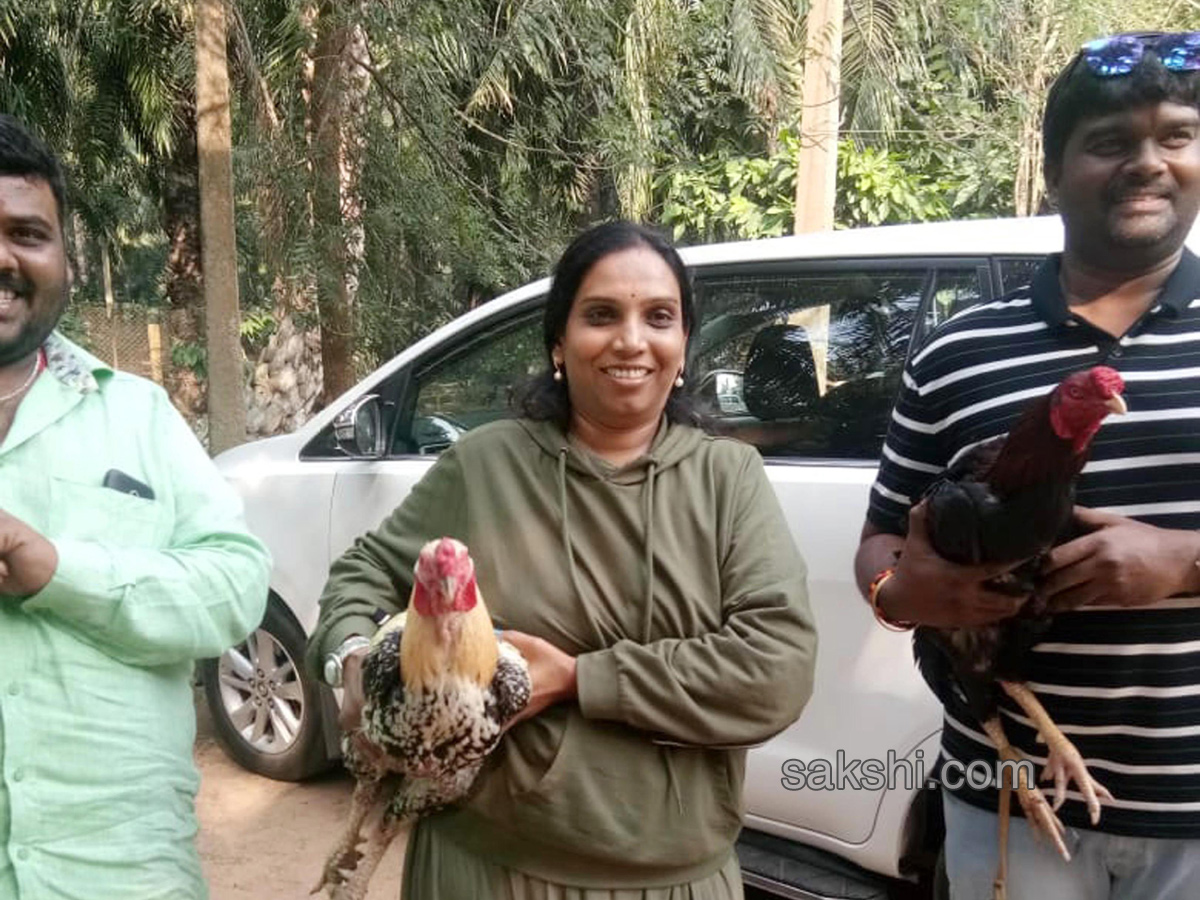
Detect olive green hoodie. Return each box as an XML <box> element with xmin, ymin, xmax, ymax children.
<box><xmin>306</xmin><ymin>417</ymin><xmax>816</xmax><ymax>888</ymax></box>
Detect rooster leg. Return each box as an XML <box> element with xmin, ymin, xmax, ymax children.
<box><xmin>311</xmin><ymin>777</ymin><xmax>387</xmax><ymax>895</ymax></box>
<box><xmin>1000</xmin><ymin>680</ymin><xmax>1113</xmax><ymax>826</ymax></box>
<box><xmin>328</xmin><ymin>812</ymin><xmax>408</xmax><ymax>900</ymax></box>
<box><xmin>994</xmin><ymin>768</ymin><xmax>1011</xmax><ymax>900</ymax></box>
<box><xmin>980</xmin><ymin>715</ymin><xmax>1068</xmax><ymax>888</ymax></box>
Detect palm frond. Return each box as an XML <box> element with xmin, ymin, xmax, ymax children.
<box><xmin>466</xmin><ymin>0</ymin><xmax>575</xmax><ymax>115</ymax></box>
<box><xmin>728</xmin><ymin>0</ymin><xmax>804</xmax><ymax>124</ymax></box>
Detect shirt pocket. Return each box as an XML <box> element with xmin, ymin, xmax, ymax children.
<box><xmin>48</xmin><ymin>477</ymin><xmax>169</xmax><ymax>548</ymax></box>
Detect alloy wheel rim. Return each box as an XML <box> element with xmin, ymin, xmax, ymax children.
<box><xmin>216</xmin><ymin>628</ymin><xmax>305</xmax><ymax>754</ymax></box>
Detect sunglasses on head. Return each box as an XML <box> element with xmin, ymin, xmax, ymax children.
<box><xmin>1080</xmin><ymin>32</ymin><xmax>1200</xmax><ymax>77</ymax></box>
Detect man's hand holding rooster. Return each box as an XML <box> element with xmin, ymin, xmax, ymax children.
<box><xmin>876</xmin><ymin>502</ymin><xmax>1032</xmax><ymax>628</ymax></box>
<box><xmin>1042</xmin><ymin>507</ymin><xmax>1200</xmax><ymax>609</ymax></box>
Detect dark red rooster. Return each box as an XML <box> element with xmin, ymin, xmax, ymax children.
<box><xmin>914</xmin><ymin>366</ymin><xmax>1126</xmax><ymax>880</ymax></box>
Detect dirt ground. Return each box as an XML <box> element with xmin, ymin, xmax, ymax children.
<box><xmin>192</xmin><ymin>695</ymin><xmax>781</xmax><ymax>900</ymax></box>
<box><xmin>193</xmin><ymin>694</ymin><xmax>405</xmax><ymax>900</ymax></box>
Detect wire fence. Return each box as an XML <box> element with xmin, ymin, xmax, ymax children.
<box><xmin>71</xmin><ymin>303</ymin><xmax>174</xmax><ymax>386</ymax></box>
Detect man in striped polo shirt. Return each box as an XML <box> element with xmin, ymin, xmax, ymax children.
<box><xmin>855</xmin><ymin>33</ymin><xmax>1200</xmax><ymax>899</ymax></box>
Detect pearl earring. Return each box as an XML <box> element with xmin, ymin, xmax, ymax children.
<box><xmin>674</xmin><ymin>371</ymin><xmax>685</xmax><ymax>388</ymax></box>
<box><xmin>553</xmin><ymin>364</ymin><xmax>563</xmax><ymax>383</ymax></box>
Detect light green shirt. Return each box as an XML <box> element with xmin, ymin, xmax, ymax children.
<box><xmin>0</xmin><ymin>333</ymin><xmax>270</xmax><ymax>899</ymax></box>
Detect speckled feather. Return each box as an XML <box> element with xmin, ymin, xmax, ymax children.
<box><xmin>345</xmin><ymin>626</ymin><xmax>531</xmax><ymax>823</ymax></box>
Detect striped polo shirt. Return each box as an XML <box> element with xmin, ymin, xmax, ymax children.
<box><xmin>868</xmin><ymin>248</ymin><xmax>1200</xmax><ymax>838</ymax></box>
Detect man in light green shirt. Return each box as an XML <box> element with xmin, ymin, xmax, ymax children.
<box><xmin>0</xmin><ymin>116</ymin><xmax>271</xmax><ymax>898</ymax></box>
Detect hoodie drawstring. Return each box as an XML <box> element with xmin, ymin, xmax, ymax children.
<box><xmin>559</xmin><ymin>448</ymin><xmax>606</xmax><ymax>647</ymax></box>
<box><xmin>641</xmin><ymin>459</ymin><xmax>658</xmax><ymax>643</ymax></box>
<box><xmin>642</xmin><ymin>458</ymin><xmax>682</xmax><ymax>814</ymax></box>
<box><xmin>557</xmin><ymin>445</ymin><xmax>683</xmax><ymax>814</ymax></box>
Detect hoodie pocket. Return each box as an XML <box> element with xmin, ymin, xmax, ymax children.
<box><xmin>495</xmin><ymin>706</ymin><xmax>739</xmax><ymax>868</ymax></box>
<box><xmin>508</xmin><ymin>705</ymin><xmax>580</xmax><ymax>801</ymax></box>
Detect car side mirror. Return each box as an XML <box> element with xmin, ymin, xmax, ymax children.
<box><xmin>713</xmin><ymin>372</ymin><xmax>747</xmax><ymax>414</ymax></box>
<box><xmin>333</xmin><ymin>394</ymin><xmax>385</xmax><ymax>459</ymax></box>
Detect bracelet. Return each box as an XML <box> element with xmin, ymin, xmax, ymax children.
<box><xmin>868</xmin><ymin>567</ymin><xmax>916</xmax><ymax>632</ymax></box>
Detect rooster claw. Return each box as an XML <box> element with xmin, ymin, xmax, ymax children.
<box><xmin>1039</xmin><ymin>738</ymin><xmax>1112</xmax><ymax>825</ymax></box>
<box><xmin>1014</xmin><ymin>780</ymin><xmax>1071</xmax><ymax>862</ymax></box>
<box><xmin>312</xmin><ymin>847</ymin><xmax>363</xmax><ymax>895</ymax></box>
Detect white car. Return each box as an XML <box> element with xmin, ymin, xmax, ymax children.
<box><xmin>211</xmin><ymin>215</ymin><xmax>1141</xmax><ymax>898</ymax></box>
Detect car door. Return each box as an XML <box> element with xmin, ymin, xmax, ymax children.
<box><xmin>326</xmin><ymin>307</ymin><xmax>547</xmax><ymax>566</ymax></box>
<box><xmin>689</xmin><ymin>259</ymin><xmax>991</xmax><ymax>846</ymax></box>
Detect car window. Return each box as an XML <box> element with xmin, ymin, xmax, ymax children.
<box><xmin>998</xmin><ymin>256</ymin><xmax>1046</xmax><ymax>294</ymax></box>
<box><xmin>691</xmin><ymin>265</ymin><xmax>982</xmax><ymax>460</ymax></box>
<box><xmin>924</xmin><ymin>267</ymin><xmax>990</xmax><ymax>331</ymax></box>
<box><xmin>393</xmin><ymin>312</ymin><xmax>545</xmax><ymax>455</ymax></box>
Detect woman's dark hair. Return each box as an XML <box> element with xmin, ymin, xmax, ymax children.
<box><xmin>518</xmin><ymin>221</ymin><xmax>699</xmax><ymax>430</ymax></box>
<box><xmin>1043</xmin><ymin>45</ymin><xmax>1200</xmax><ymax>173</ymax></box>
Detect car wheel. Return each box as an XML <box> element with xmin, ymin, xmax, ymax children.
<box><xmin>200</xmin><ymin>599</ymin><xmax>334</xmax><ymax>781</ymax></box>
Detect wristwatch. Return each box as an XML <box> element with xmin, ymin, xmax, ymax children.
<box><xmin>323</xmin><ymin>635</ymin><xmax>372</xmax><ymax>688</ymax></box>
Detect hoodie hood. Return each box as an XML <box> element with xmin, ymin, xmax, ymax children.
<box><xmin>517</xmin><ymin>416</ymin><xmax>706</xmax><ymax>650</ymax></box>
<box><xmin>516</xmin><ymin>416</ymin><xmax>705</xmax><ymax>483</ymax></box>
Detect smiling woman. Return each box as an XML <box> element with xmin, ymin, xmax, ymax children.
<box><xmin>308</xmin><ymin>220</ymin><xmax>817</xmax><ymax>900</ymax></box>
<box><xmin>556</xmin><ymin>246</ymin><xmax>686</xmax><ymax>449</ymax></box>
<box><xmin>518</xmin><ymin>222</ymin><xmax>699</xmax><ymax>445</ymax></box>
<box><xmin>544</xmin><ymin>229</ymin><xmax>691</xmax><ymax>466</ymax></box>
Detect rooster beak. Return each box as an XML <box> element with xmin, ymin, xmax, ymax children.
<box><xmin>1105</xmin><ymin>394</ymin><xmax>1128</xmax><ymax>415</ymax></box>
<box><xmin>440</xmin><ymin>577</ymin><xmax>458</xmax><ymax>601</ymax></box>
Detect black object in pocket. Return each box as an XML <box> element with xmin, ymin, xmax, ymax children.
<box><xmin>101</xmin><ymin>468</ymin><xmax>156</xmax><ymax>501</ymax></box>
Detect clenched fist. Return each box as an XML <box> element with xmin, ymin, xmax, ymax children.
<box><xmin>0</xmin><ymin>510</ymin><xmax>58</xmax><ymax>597</ymax></box>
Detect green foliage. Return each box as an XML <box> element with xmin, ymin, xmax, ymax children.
<box><xmin>56</xmin><ymin>306</ymin><xmax>91</xmax><ymax>350</ymax></box>
<box><xmin>660</xmin><ymin>129</ymin><xmax>989</xmax><ymax>243</ymax></box>
<box><xmin>659</xmin><ymin>149</ymin><xmax>795</xmax><ymax>243</ymax></box>
<box><xmin>836</xmin><ymin>141</ymin><xmax>949</xmax><ymax>227</ymax></box>
<box><xmin>13</xmin><ymin>0</ymin><xmax>1200</xmax><ymax>398</ymax></box>
<box><xmin>170</xmin><ymin>340</ymin><xmax>206</xmax><ymax>378</ymax></box>
<box><xmin>239</xmin><ymin>309</ymin><xmax>276</xmax><ymax>356</ymax></box>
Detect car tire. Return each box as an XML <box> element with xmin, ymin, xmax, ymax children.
<box><xmin>200</xmin><ymin>599</ymin><xmax>334</xmax><ymax>781</ymax></box>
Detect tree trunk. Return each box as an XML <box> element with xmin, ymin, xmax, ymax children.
<box><xmin>1014</xmin><ymin>9</ymin><xmax>1055</xmax><ymax>217</ymax></box>
<box><xmin>617</xmin><ymin>0</ymin><xmax>659</xmax><ymax>222</ymax></box>
<box><xmin>309</xmin><ymin>0</ymin><xmax>368</xmax><ymax>407</ymax></box>
<box><xmin>160</xmin><ymin>102</ymin><xmax>208</xmax><ymax>429</ymax></box>
<box><xmin>231</xmin><ymin>0</ymin><xmax>324</xmax><ymax>438</ymax></box>
<box><xmin>795</xmin><ymin>0</ymin><xmax>843</xmax><ymax>233</ymax></box>
<box><xmin>196</xmin><ymin>0</ymin><xmax>247</xmax><ymax>453</ymax></box>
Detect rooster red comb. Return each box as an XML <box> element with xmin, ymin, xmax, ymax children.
<box><xmin>412</xmin><ymin>538</ymin><xmax>478</xmax><ymax>615</ymax></box>
<box><xmin>1050</xmin><ymin>365</ymin><xmax>1127</xmax><ymax>449</ymax></box>
<box><xmin>1087</xmin><ymin>366</ymin><xmax>1125</xmax><ymax>398</ymax></box>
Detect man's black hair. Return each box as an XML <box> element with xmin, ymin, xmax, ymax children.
<box><xmin>0</xmin><ymin>115</ymin><xmax>68</xmax><ymax>225</ymax></box>
<box><xmin>1043</xmin><ymin>42</ymin><xmax>1200</xmax><ymax>173</ymax></box>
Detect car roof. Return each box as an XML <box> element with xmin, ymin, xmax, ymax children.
<box><xmin>290</xmin><ymin>215</ymin><xmax>1198</xmax><ymax>441</ymax></box>
<box><xmin>676</xmin><ymin>214</ymin><xmax>1067</xmax><ymax>266</ymax></box>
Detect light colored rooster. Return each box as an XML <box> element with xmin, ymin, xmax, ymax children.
<box><xmin>313</xmin><ymin>537</ymin><xmax>531</xmax><ymax>900</ymax></box>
